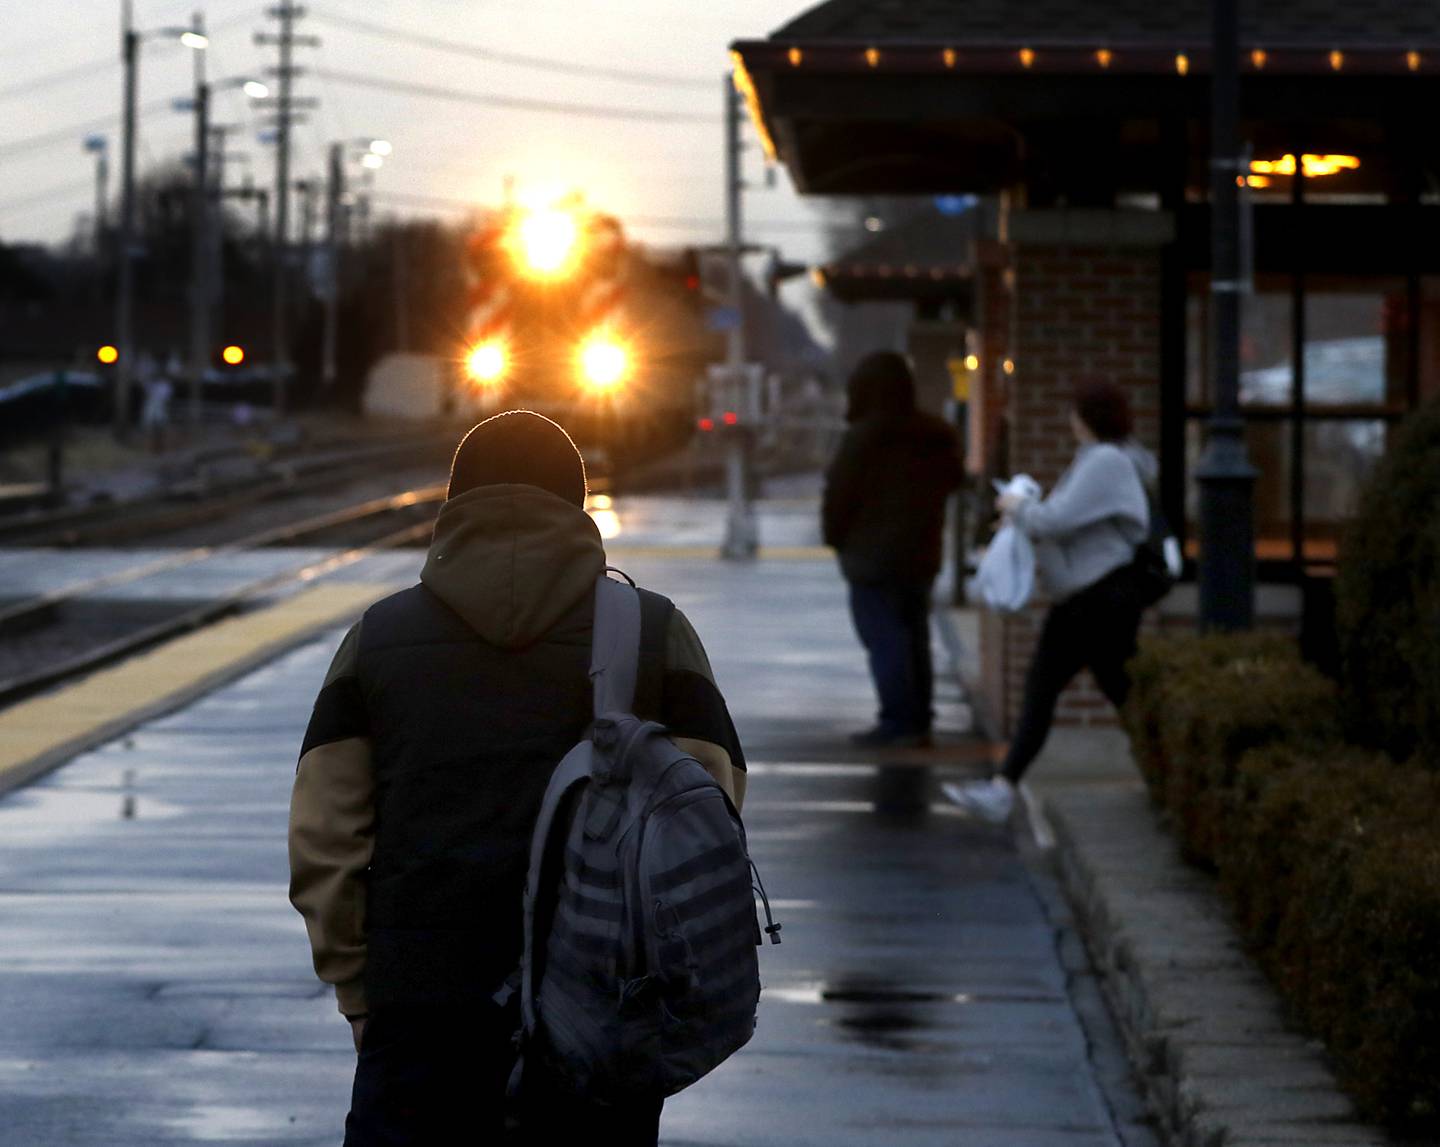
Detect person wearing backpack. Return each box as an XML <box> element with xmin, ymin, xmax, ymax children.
<box><xmin>288</xmin><ymin>410</ymin><xmax>748</xmax><ymax>1146</ymax></box>
<box><xmin>944</xmin><ymin>381</ymin><xmax>1157</xmax><ymax>822</ymax></box>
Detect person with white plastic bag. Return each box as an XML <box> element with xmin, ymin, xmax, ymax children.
<box><xmin>947</xmin><ymin>381</ymin><xmax>1155</xmax><ymax>822</ymax></box>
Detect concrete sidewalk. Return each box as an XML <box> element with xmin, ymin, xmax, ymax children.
<box><xmin>0</xmin><ymin>552</ymin><xmax>1157</xmax><ymax>1146</ymax></box>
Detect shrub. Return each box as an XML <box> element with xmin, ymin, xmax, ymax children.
<box><xmin>1124</xmin><ymin>635</ymin><xmax>1440</xmax><ymax>1126</ymax></box>
<box><xmin>1122</xmin><ymin>633</ymin><xmax>1340</xmax><ymax>865</ymax></box>
<box><xmin>1335</xmin><ymin>399</ymin><xmax>1440</xmax><ymax>764</ymax></box>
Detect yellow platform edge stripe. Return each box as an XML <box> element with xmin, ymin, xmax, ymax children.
<box><xmin>0</xmin><ymin>582</ymin><xmax>391</xmax><ymax>799</ymax></box>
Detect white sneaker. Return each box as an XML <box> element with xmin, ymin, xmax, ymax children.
<box><xmin>941</xmin><ymin>776</ymin><xmax>1016</xmax><ymax>823</ymax></box>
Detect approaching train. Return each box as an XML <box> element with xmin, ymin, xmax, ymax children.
<box><xmin>459</xmin><ymin>196</ymin><xmax>718</xmax><ymax>462</ymax></box>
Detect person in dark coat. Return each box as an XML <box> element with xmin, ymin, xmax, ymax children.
<box><xmin>823</xmin><ymin>352</ymin><xmax>963</xmax><ymax>747</ymax></box>
<box><xmin>289</xmin><ymin>411</ymin><xmax>746</xmax><ymax>1146</ymax></box>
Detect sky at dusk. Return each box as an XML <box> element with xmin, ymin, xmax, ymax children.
<box><xmin>0</xmin><ymin>0</ymin><xmax>845</xmax><ymax>263</ymax></box>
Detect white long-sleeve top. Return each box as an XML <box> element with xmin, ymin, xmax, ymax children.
<box><xmin>1011</xmin><ymin>441</ymin><xmax>1152</xmax><ymax>601</ymax></box>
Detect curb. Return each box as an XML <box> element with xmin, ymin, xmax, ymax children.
<box><xmin>1033</xmin><ymin>779</ymin><xmax>1392</xmax><ymax>1147</ymax></box>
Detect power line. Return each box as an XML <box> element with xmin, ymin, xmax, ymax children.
<box><xmin>310</xmin><ymin>7</ymin><xmax>713</xmax><ymax>91</ymax></box>
<box><xmin>0</xmin><ymin>86</ymin><xmax>258</xmax><ymax>163</ymax></box>
<box><xmin>367</xmin><ymin>190</ymin><xmax>832</xmax><ymax>234</ymax></box>
<box><xmin>0</xmin><ymin>55</ymin><xmax>117</xmax><ymax>103</ymax></box>
<box><xmin>313</xmin><ymin>67</ymin><xmax>716</xmax><ymax>125</ymax></box>
<box><xmin>0</xmin><ymin>176</ymin><xmax>96</xmax><ymax>218</ymax></box>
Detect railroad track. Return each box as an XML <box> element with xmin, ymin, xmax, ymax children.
<box><xmin>0</xmin><ymin>485</ymin><xmax>445</xmax><ymax>708</ymax></box>
<box><xmin>0</xmin><ymin>436</ymin><xmax>445</xmax><ymax>548</ymax></box>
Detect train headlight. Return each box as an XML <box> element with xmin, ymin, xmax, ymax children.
<box><xmin>578</xmin><ymin>335</ymin><xmax>630</xmax><ymax>391</ymax></box>
<box><xmin>466</xmin><ymin>340</ymin><xmax>507</xmax><ymax>385</ymax></box>
<box><xmin>514</xmin><ymin>208</ymin><xmax>581</xmax><ymax>279</ymax></box>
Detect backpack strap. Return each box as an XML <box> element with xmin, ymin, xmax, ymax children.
<box><xmin>634</xmin><ymin>588</ymin><xmax>674</xmax><ymax>721</ymax></box>
<box><xmin>591</xmin><ymin>575</ymin><xmax>642</xmax><ymax>717</ymax></box>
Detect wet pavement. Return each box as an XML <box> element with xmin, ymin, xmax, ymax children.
<box><xmin>0</xmin><ymin>495</ymin><xmax>1158</xmax><ymax>1146</ymax></box>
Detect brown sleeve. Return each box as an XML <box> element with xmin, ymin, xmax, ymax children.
<box><xmin>289</xmin><ymin>624</ymin><xmax>374</xmax><ymax>1016</ymax></box>
<box><xmin>673</xmin><ymin>735</ymin><xmax>746</xmax><ymax>813</ymax></box>
<box><xmin>664</xmin><ymin>608</ymin><xmax>747</xmax><ymax>812</ymax></box>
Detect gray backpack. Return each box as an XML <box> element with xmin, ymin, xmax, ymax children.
<box><xmin>510</xmin><ymin>573</ymin><xmax>781</xmax><ymax>1103</ymax></box>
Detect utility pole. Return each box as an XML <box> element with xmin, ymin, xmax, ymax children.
<box><xmin>322</xmin><ymin>141</ymin><xmax>343</xmax><ymax>391</ymax></box>
<box><xmin>115</xmin><ymin>2</ymin><xmax>138</xmax><ymax>438</ymax></box>
<box><xmin>1195</xmin><ymin>0</ymin><xmax>1257</xmax><ymax>628</ymax></box>
<box><xmin>392</xmin><ymin>223</ymin><xmax>409</xmax><ymax>353</ymax></box>
<box><xmin>84</xmin><ymin>135</ymin><xmax>109</xmax><ymax>305</ymax></box>
<box><xmin>187</xmin><ymin>12</ymin><xmax>209</xmax><ymax>428</ymax></box>
<box><xmin>257</xmin><ymin>2</ymin><xmax>317</xmax><ymax>416</ymax></box>
<box><xmin>721</xmin><ymin>74</ymin><xmax>758</xmax><ymax>560</ymax></box>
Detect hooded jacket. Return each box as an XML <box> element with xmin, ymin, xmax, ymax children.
<box><xmin>288</xmin><ymin>484</ymin><xmax>745</xmax><ymax>1017</ymax></box>
<box><xmin>822</xmin><ymin>366</ymin><xmax>964</xmax><ymax>584</ymax></box>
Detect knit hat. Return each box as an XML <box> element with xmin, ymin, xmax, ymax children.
<box><xmin>446</xmin><ymin>410</ymin><xmax>588</xmax><ymax>507</ymax></box>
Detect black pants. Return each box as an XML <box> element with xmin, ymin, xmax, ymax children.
<box><xmin>847</xmin><ymin>579</ymin><xmax>935</xmax><ymax>735</ymax></box>
<box><xmin>343</xmin><ymin>1005</ymin><xmax>663</xmax><ymax>1147</ymax></box>
<box><xmin>1002</xmin><ymin>563</ymin><xmax>1145</xmax><ymax>783</ymax></box>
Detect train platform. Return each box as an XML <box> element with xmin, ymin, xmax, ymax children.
<box><xmin>0</xmin><ymin>495</ymin><xmax>1158</xmax><ymax>1147</ymax></box>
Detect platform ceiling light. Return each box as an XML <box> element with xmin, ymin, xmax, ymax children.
<box><xmin>242</xmin><ymin>80</ymin><xmax>269</xmax><ymax>99</ymax></box>
<box><xmin>222</xmin><ymin>345</ymin><xmax>245</xmax><ymax>365</ymax></box>
<box><xmin>466</xmin><ymin>340</ymin><xmax>506</xmax><ymax>385</ymax></box>
<box><xmin>943</xmin><ymin>48</ymin><xmax>957</xmax><ymax>68</ymax></box>
<box><xmin>1175</xmin><ymin>53</ymin><xmax>1190</xmax><ymax>75</ymax></box>
<box><xmin>96</xmin><ymin>344</ymin><xmax>119</xmax><ymax>365</ymax></box>
<box><xmin>1003</xmin><ymin>358</ymin><xmax>1016</xmax><ymax>375</ymax></box>
<box><xmin>864</xmin><ymin>46</ymin><xmax>880</xmax><ymax>68</ymax></box>
<box><xmin>1095</xmin><ymin>49</ymin><xmax>1113</xmax><ymax>69</ymax></box>
<box><xmin>787</xmin><ymin>46</ymin><xmax>802</xmax><ymax>66</ymax></box>
<box><xmin>1018</xmin><ymin>47</ymin><xmax>1035</xmax><ymax>69</ymax></box>
<box><xmin>578</xmin><ymin>334</ymin><xmax>629</xmax><ymax>392</ymax></box>
<box><xmin>1250</xmin><ymin>153</ymin><xmax>1360</xmax><ymax>178</ymax></box>
<box><xmin>1251</xmin><ymin>49</ymin><xmax>1268</xmax><ymax>69</ymax></box>
<box><xmin>1330</xmin><ymin>50</ymin><xmax>1344</xmax><ymax>71</ymax></box>
<box><xmin>179</xmin><ymin>30</ymin><xmax>209</xmax><ymax>50</ymax></box>
<box><xmin>1407</xmin><ymin>50</ymin><xmax>1422</xmax><ymax>72</ymax></box>
<box><xmin>1246</xmin><ymin>175</ymin><xmax>1272</xmax><ymax>188</ymax></box>
<box><xmin>360</xmin><ymin>152</ymin><xmax>384</xmax><ymax>170</ymax></box>
<box><xmin>369</xmin><ymin>139</ymin><xmax>393</xmax><ymax>156</ymax></box>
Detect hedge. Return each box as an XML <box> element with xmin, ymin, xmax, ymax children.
<box><xmin>1335</xmin><ymin>398</ymin><xmax>1440</xmax><ymax>764</ymax></box>
<box><xmin>1124</xmin><ymin>634</ymin><xmax>1440</xmax><ymax>1127</ymax></box>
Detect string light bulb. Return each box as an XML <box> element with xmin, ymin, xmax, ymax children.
<box><xmin>1329</xmin><ymin>49</ymin><xmax>1344</xmax><ymax>71</ymax></box>
<box><xmin>1407</xmin><ymin>50</ymin><xmax>1422</xmax><ymax>72</ymax></box>
<box><xmin>787</xmin><ymin>46</ymin><xmax>802</xmax><ymax>66</ymax></box>
<box><xmin>1096</xmin><ymin>49</ymin><xmax>1113</xmax><ymax>69</ymax></box>
<box><xmin>864</xmin><ymin>46</ymin><xmax>880</xmax><ymax>68</ymax></box>
<box><xmin>1018</xmin><ymin>47</ymin><xmax>1035</xmax><ymax>69</ymax></box>
<box><xmin>943</xmin><ymin>48</ymin><xmax>957</xmax><ymax>68</ymax></box>
<box><xmin>1175</xmin><ymin>53</ymin><xmax>1190</xmax><ymax>76</ymax></box>
<box><xmin>1251</xmin><ymin>49</ymin><xmax>1267</xmax><ymax>69</ymax></box>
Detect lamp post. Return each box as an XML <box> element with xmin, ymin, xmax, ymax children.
<box><xmin>177</xmin><ymin>36</ymin><xmax>268</xmax><ymax>428</ymax></box>
<box><xmin>1195</xmin><ymin>0</ymin><xmax>1258</xmax><ymax>629</ymax></box>
<box><xmin>322</xmin><ymin>139</ymin><xmax>390</xmax><ymax>392</ymax></box>
<box><xmin>114</xmin><ymin>1</ymin><xmax>208</xmax><ymax>438</ymax></box>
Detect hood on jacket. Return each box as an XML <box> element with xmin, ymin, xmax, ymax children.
<box><xmin>1119</xmin><ymin>439</ymin><xmax>1160</xmax><ymax>489</ymax></box>
<box><xmin>420</xmin><ymin>483</ymin><xmax>605</xmax><ymax>649</ymax></box>
<box><xmin>845</xmin><ymin>350</ymin><xmax>916</xmax><ymax>422</ymax></box>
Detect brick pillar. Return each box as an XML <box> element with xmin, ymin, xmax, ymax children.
<box><xmin>976</xmin><ymin>210</ymin><xmax>1171</xmax><ymax>738</ymax></box>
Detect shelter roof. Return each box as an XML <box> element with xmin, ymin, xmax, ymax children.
<box><xmin>772</xmin><ymin>0</ymin><xmax>1440</xmax><ymax>50</ymax></box>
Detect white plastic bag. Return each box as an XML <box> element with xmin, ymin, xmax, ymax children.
<box><xmin>972</xmin><ymin>523</ymin><xmax>1037</xmax><ymax>613</ymax></box>
<box><xmin>970</xmin><ymin>474</ymin><xmax>1043</xmax><ymax>614</ymax></box>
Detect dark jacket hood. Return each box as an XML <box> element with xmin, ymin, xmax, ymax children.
<box><xmin>419</xmin><ymin>483</ymin><xmax>605</xmax><ymax>649</ymax></box>
<box><xmin>845</xmin><ymin>360</ymin><xmax>917</xmax><ymax>422</ymax></box>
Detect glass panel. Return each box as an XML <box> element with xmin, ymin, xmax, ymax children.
<box><xmin>1238</xmin><ymin>293</ymin><xmax>1295</xmax><ymax>407</ymax></box>
<box><xmin>1185</xmin><ymin>418</ymin><xmax>1294</xmax><ymax>562</ymax></box>
<box><xmin>1303</xmin><ymin>419</ymin><xmax>1386</xmax><ymax>544</ymax></box>
<box><xmin>1301</xmin><ymin>293</ymin><xmax>1392</xmax><ymax>407</ymax></box>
